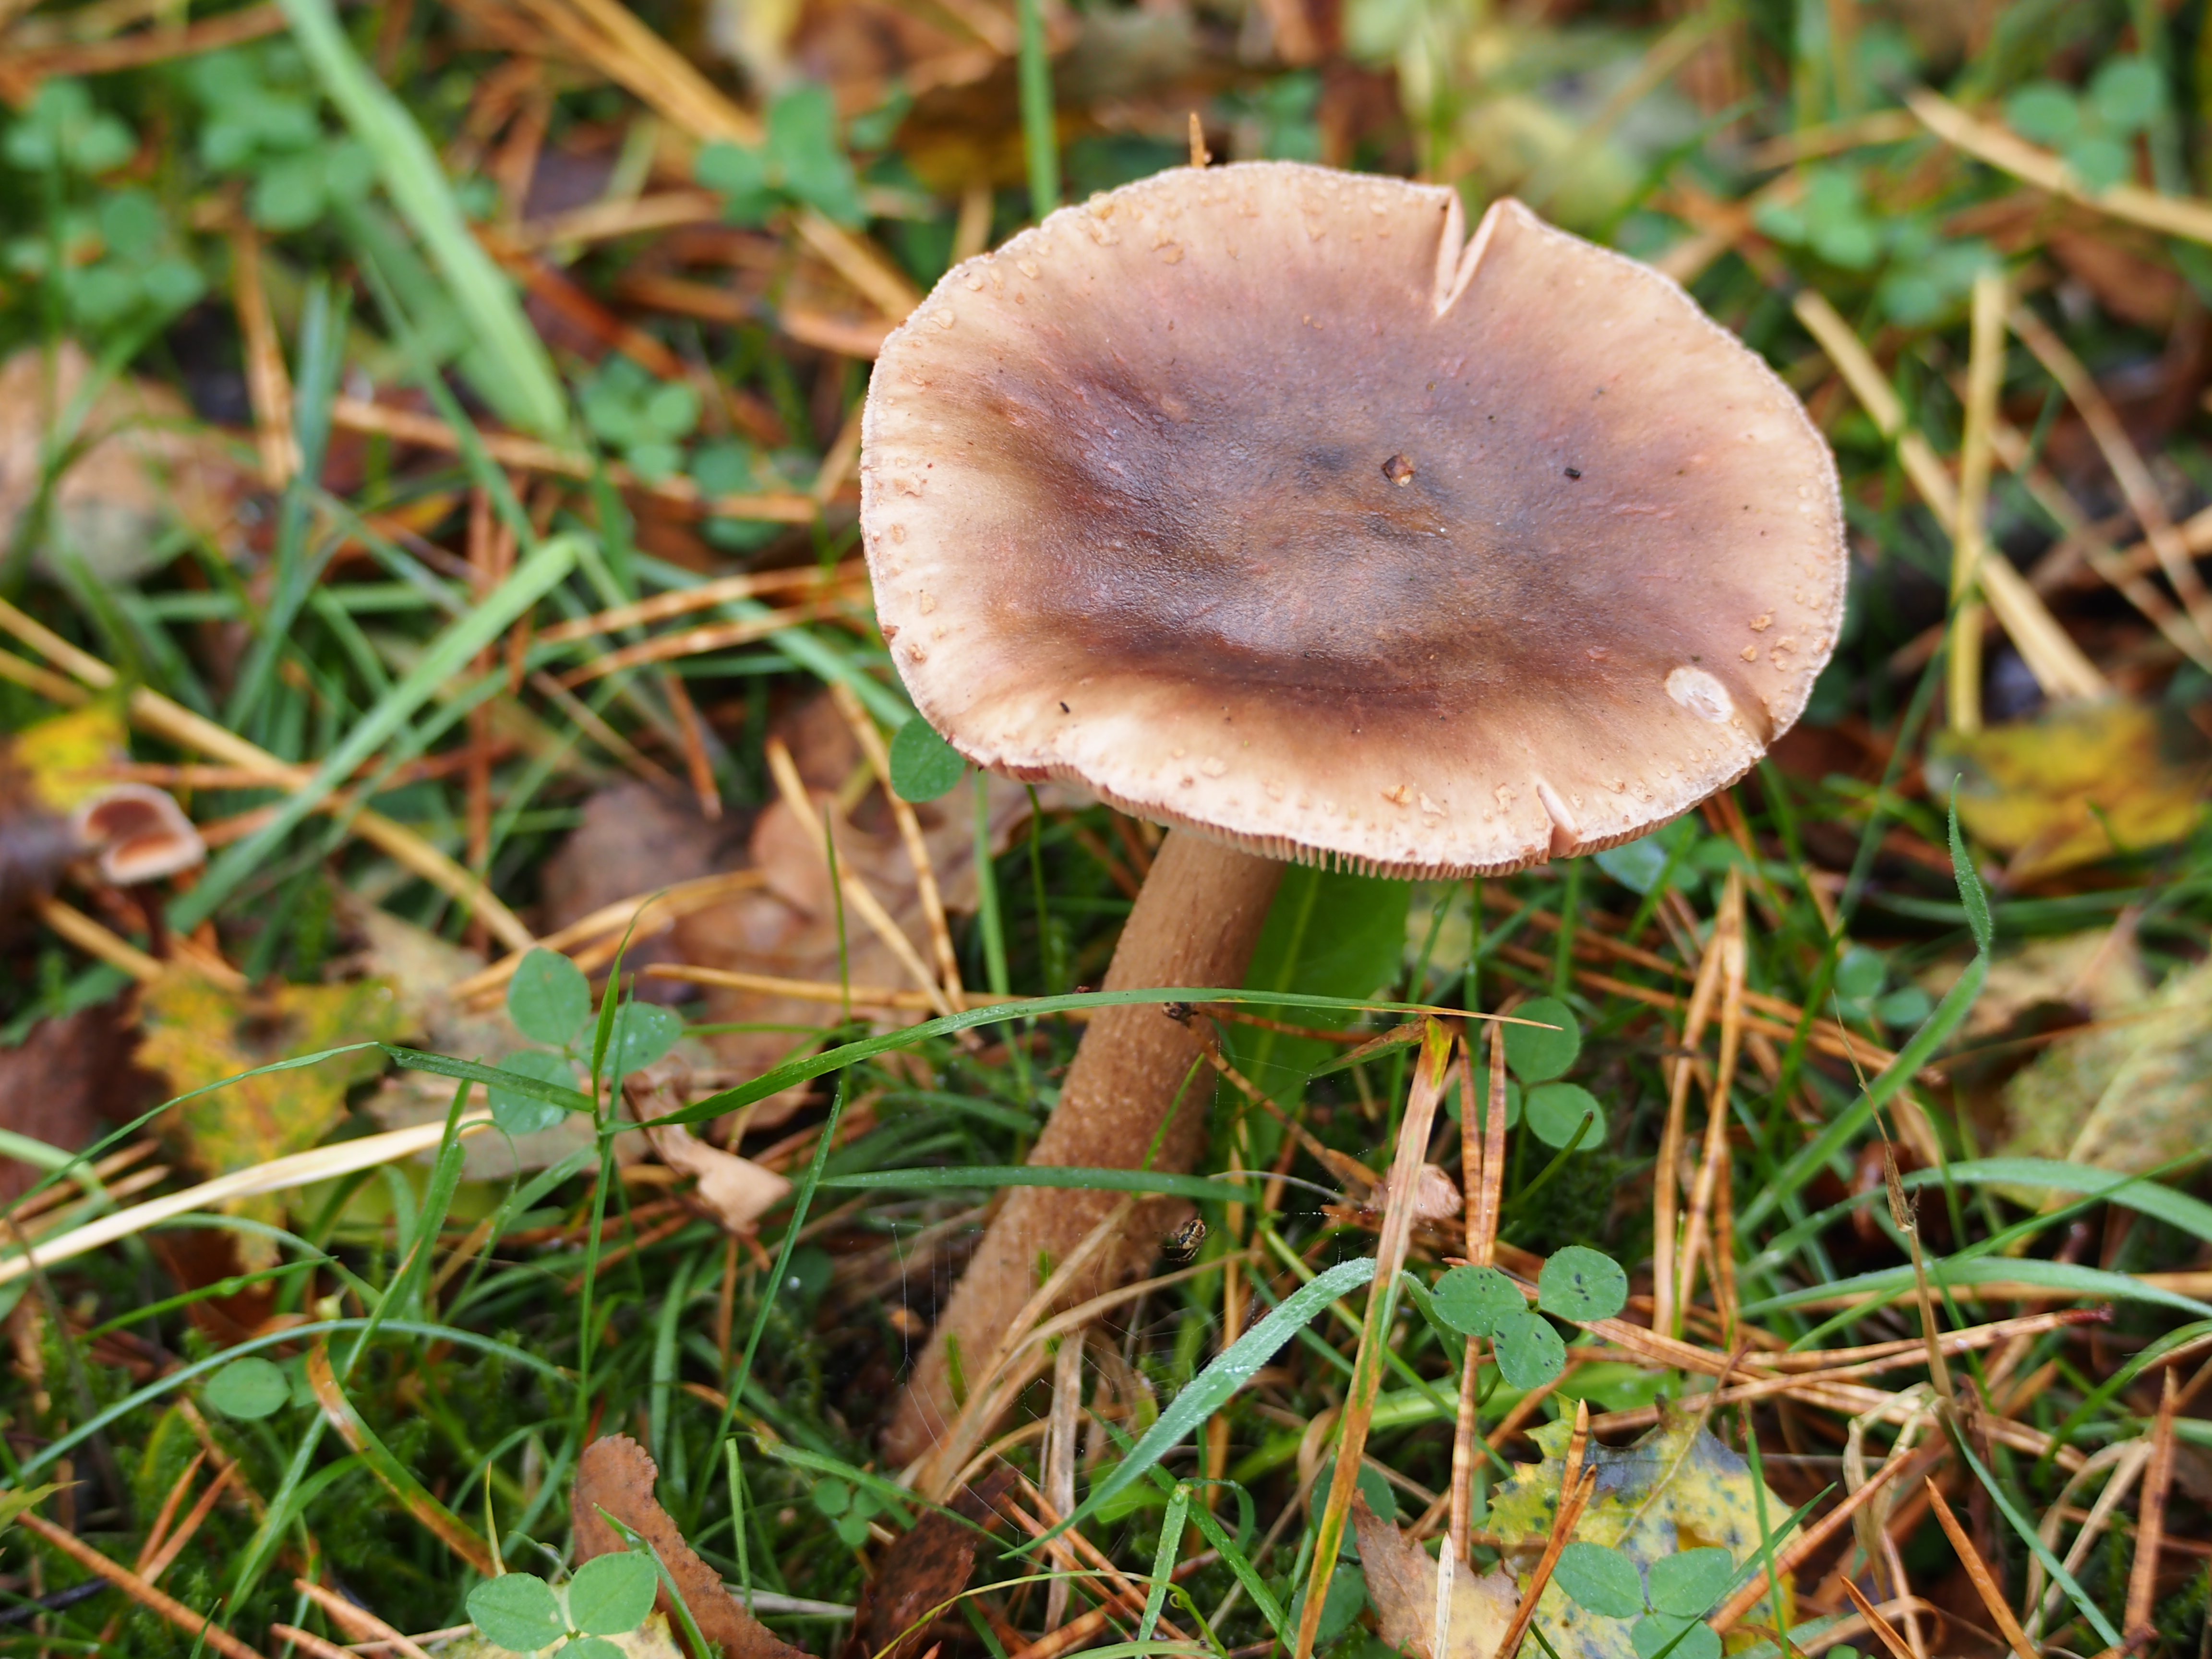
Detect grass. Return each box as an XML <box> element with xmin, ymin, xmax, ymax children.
<box><xmin>2</xmin><ymin>0</ymin><xmax>2212</xmax><ymax>1654</ymax></box>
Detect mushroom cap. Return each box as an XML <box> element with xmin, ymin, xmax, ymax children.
<box><xmin>72</xmin><ymin>783</ymin><xmax>205</xmax><ymax>886</ymax></box>
<box><xmin>860</xmin><ymin>163</ymin><xmax>1847</xmax><ymax>878</ymax></box>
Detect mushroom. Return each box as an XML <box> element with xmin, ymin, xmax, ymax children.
<box><xmin>860</xmin><ymin>162</ymin><xmax>1846</xmax><ymax>1461</ymax></box>
<box><xmin>71</xmin><ymin>783</ymin><xmax>205</xmax><ymax>887</ymax></box>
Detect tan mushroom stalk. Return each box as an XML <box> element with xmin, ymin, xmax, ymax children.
<box><xmin>860</xmin><ymin>162</ymin><xmax>1848</xmax><ymax>1463</ymax></box>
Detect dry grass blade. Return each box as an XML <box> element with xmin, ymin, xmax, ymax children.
<box><xmin>1494</xmin><ymin>1464</ymin><xmax>1599</xmax><ymax>1659</ymax></box>
<box><xmin>2125</xmin><ymin>1369</ymin><xmax>2181</xmax><ymax>1643</ymax></box>
<box><xmin>0</xmin><ymin>596</ymin><xmax>537</xmax><ymax>950</ymax></box>
<box><xmin>1653</xmin><ymin>879</ymin><xmax>1725</xmax><ymax>1339</ymax></box>
<box><xmin>292</xmin><ymin>1578</ymin><xmax>438</xmax><ymax>1659</ymax></box>
<box><xmin>1790</xmin><ymin>290</ymin><xmax>2106</xmax><ymax>701</ymax></box>
<box><xmin>1293</xmin><ymin>1022</ymin><xmax>1454</xmax><ymax>1659</ymax></box>
<box><xmin>2009</xmin><ymin>301</ymin><xmax>2212</xmax><ymax>641</ymax></box>
<box><xmin>269</xmin><ymin>1625</ymin><xmax>362</xmax><ymax>1659</ymax></box>
<box><xmin>765</xmin><ymin>735</ymin><xmax>957</xmax><ymax>1019</ymax></box>
<box><xmin>1907</xmin><ymin>86</ymin><xmax>2212</xmax><ymax>246</ymax></box>
<box><xmin>1925</xmin><ymin>1478</ymin><xmax>2037</xmax><ymax>1659</ymax></box>
<box><xmin>536</xmin><ymin>561</ymin><xmax>866</xmax><ymax>643</ymax></box>
<box><xmin>1949</xmin><ymin>267</ymin><xmax>2008</xmax><ymax>732</ymax></box>
<box><xmin>908</xmin><ymin>1195</ymin><xmax>1139</xmax><ymax>1497</ymax></box>
<box><xmin>0</xmin><ymin>1115</ymin><xmax>492</xmax><ymax>1286</ymax></box>
<box><xmin>30</xmin><ymin>893</ymin><xmax>178</xmax><ymax>986</ymax></box>
<box><xmin>1675</xmin><ymin>866</ymin><xmax>1744</xmax><ymax>1327</ymax></box>
<box><xmin>13</xmin><ymin>1512</ymin><xmax>262</xmax><ymax>1659</ymax></box>
<box><xmin>454</xmin><ymin>869</ymin><xmax>765</xmax><ymax>999</ymax></box>
<box><xmin>1708</xmin><ymin>1442</ymin><xmax>1917</xmax><ymax>1630</ymax></box>
<box><xmin>1840</xmin><ymin>1578</ymin><xmax>1918</xmax><ymax>1659</ymax></box>
<box><xmin>556</xmin><ymin>599</ymin><xmax>855</xmax><ymax>685</ymax></box>
<box><xmin>229</xmin><ymin>221</ymin><xmax>299</xmax><ymax>485</ymax></box>
<box><xmin>644</xmin><ymin>962</ymin><xmax>1008</xmax><ymax>1010</ymax></box>
<box><xmin>830</xmin><ymin>679</ymin><xmax>965</xmax><ymax>998</ymax></box>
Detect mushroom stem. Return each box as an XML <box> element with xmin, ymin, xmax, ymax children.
<box><xmin>884</xmin><ymin>830</ymin><xmax>1283</xmax><ymax>1465</ymax></box>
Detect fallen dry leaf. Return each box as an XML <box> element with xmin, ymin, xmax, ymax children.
<box><xmin>842</xmin><ymin>1468</ymin><xmax>1014</xmax><ymax>1659</ymax></box>
<box><xmin>345</xmin><ymin>896</ymin><xmax>650</xmax><ymax>1178</ymax></box>
<box><xmin>669</xmin><ymin>692</ymin><xmax>1073</xmax><ymax>1125</ymax></box>
<box><xmin>541</xmin><ymin>780</ymin><xmax>742</xmax><ymax>1003</ymax></box>
<box><xmin>1352</xmin><ymin>1495</ymin><xmax>1516</xmax><ymax>1659</ymax></box>
<box><xmin>1485</xmin><ymin>1409</ymin><xmax>1791</xmax><ymax>1659</ymax></box>
<box><xmin>137</xmin><ymin>971</ymin><xmax>407</xmax><ymax>1266</ymax></box>
<box><xmin>0</xmin><ymin>1001</ymin><xmax>156</xmax><ymax>1202</ymax></box>
<box><xmin>0</xmin><ymin>342</ymin><xmax>248</xmax><ymax>585</ymax></box>
<box><xmin>631</xmin><ymin>1056</ymin><xmax>792</xmax><ymax>1231</ymax></box>
<box><xmin>1927</xmin><ymin>701</ymin><xmax>2212</xmax><ymax>884</ymax></box>
<box><xmin>1369</xmin><ymin>1163</ymin><xmax>1461</xmax><ymax>1224</ymax></box>
<box><xmin>574</xmin><ymin>1433</ymin><xmax>815</xmax><ymax>1659</ymax></box>
<box><xmin>2001</xmin><ymin>953</ymin><xmax>2212</xmax><ymax>1183</ymax></box>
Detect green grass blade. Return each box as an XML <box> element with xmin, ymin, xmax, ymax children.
<box><xmin>277</xmin><ymin>0</ymin><xmax>567</xmax><ymax>436</ymax></box>
<box><xmin>1021</xmin><ymin>1255</ymin><xmax>1378</xmax><ymax>1551</ymax></box>
<box><xmin>172</xmin><ymin>535</ymin><xmax>578</xmax><ymax>926</ymax></box>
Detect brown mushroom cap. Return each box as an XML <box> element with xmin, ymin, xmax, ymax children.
<box><xmin>860</xmin><ymin>163</ymin><xmax>1846</xmax><ymax>877</ymax></box>
<box><xmin>72</xmin><ymin>783</ymin><xmax>205</xmax><ymax>886</ymax></box>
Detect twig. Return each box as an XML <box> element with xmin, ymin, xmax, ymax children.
<box><xmin>292</xmin><ymin>1579</ymin><xmax>439</xmax><ymax>1659</ymax></box>
<box><xmin>1949</xmin><ymin>268</ymin><xmax>2007</xmax><ymax>732</ymax></box>
<box><xmin>830</xmin><ymin>679</ymin><xmax>964</xmax><ymax>1000</ymax></box>
<box><xmin>1925</xmin><ymin>1479</ymin><xmax>2037</xmax><ymax>1659</ymax></box>
<box><xmin>764</xmin><ymin>736</ymin><xmax>957</xmax><ymax>1020</ymax></box>
<box><xmin>2125</xmin><ymin>1369</ymin><xmax>2181</xmax><ymax>1644</ymax></box>
<box><xmin>1293</xmin><ymin>1023</ymin><xmax>1454</xmax><ymax>1659</ymax></box>
<box><xmin>1709</xmin><ymin>1443</ymin><xmax>1916</xmax><ymax>1631</ymax></box>
<box><xmin>1494</xmin><ymin>1465</ymin><xmax>1599</xmax><ymax>1659</ymax></box>
<box><xmin>14</xmin><ymin>1512</ymin><xmax>261</xmax><ymax>1659</ymax></box>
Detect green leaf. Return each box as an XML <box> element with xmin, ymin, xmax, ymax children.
<box><xmin>1228</xmin><ymin>864</ymin><xmax>1410</xmax><ymax>1100</ymax></box>
<box><xmin>1503</xmin><ymin>996</ymin><xmax>1579</xmax><ymax>1082</ymax></box>
<box><xmin>1648</xmin><ymin>1548</ymin><xmax>1736</xmax><ymax>1617</ymax></box>
<box><xmin>1593</xmin><ymin>837</ymin><xmax>1670</xmax><ymax>895</ymax></box>
<box><xmin>2005</xmin><ymin>81</ymin><xmax>2080</xmax><ymax>146</ymax></box>
<box><xmin>1491</xmin><ymin>1310</ymin><xmax>1565</xmax><ymax>1389</ymax></box>
<box><xmin>0</xmin><ymin>1484</ymin><xmax>60</xmax><ymax>1536</ymax></box>
<box><xmin>1833</xmin><ymin>945</ymin><xmax>1884</xmax><ymax>1001</ymax></box>
<box><xmin>490</xmin><ymin>1050</ymin><xmax>580</xmax><ymax>1136</ymax></box>
<box><xmin>1525</xmin><ymin>1081</ymin><xmax>1604</xmax><ymax>1149</ymax></box>
<box><xmin>1289</xmin><ymin>1564</ymin><xmax>1367</xmax><ymax>1643</ymax></box>
<box><xmin>2090</xmin><ymin>58</ymin><xmax>2163</xmax><ymax>132</ymax></box>
<box><xmin>1042</xmin><ymin>1256</ymin><xmax>1378</xmax><ymax>1544</ymax></box>
<box><xmin>1633</xmin><ymin>1613</ymin><xmax>1722</xmax><ymax>1659</ymax></box>
<box><xmin>1554</xmin><ymin>1541</ymin><xmax>1643</xmax><ymax>1618</ymax></box>
<box><xmin>468</xmin><ymin>1572</ymin><xmax>566</xmax><ymax>1652</ymax></box>
<box><xmin>768</xmin><ymin>84</ymin><xmax>864</xmax><ymax>225</ymax></box>
<box><xmin>691</xmin><ymin>437</ymin><xmax>762</xmax><ymax>497</ymax></box>
<box><xmin>1948</xmin><ymin>801</ymin><xmax>1992</xmax><ymax>951</ymax></box>
<box><xmin>2064</xmin><ymin>133</ymin><xmax>2132</xmax><ymax>193</ymax></box>
<box><xmin>509</xmin><ymin>948</ymin><xmax>592</xmax><ymax>1045</ymax></box>
<box><xmin>1538</xmin><ymin>1245</ymin><xmax>1627</xmax><ymax>1322</ymax></box>
<box><xmin>204</xmin><ymin>1357</ymin><xmax>289</xmax><ymax>1420</ymax></box>
<box><xmin>562</xmin><ymin>1640</ymin><xmax>629</xmax><ymax>1659</ymax></box>
<box><xmin>608</xmin><ymin>1002</ymin><xmax>685</xmax><ymax>1079</ymax></box>
<box><xmin>813</xmin><ymin>1478</ymin><xmax>853</xmax><ymax>1517</ymax></box>
<box><xmin>566</xmin><ymin>1551</ymin><xmax>660</xmax><ymax>1637</ymax></box>
<box><xmin>696</xmin><ymin>139</ymin><xmax>778</xmax><ymax>223</ymax></box>
<box><xmin>889</xmin><ymin>717</ymin><xmax>965</xmax><ymax>801</ymax></box>
<box><xmin>1431</xmin><ymin>1264</ymin><xmax>1526</xmax><ymax>1337</ymax></box>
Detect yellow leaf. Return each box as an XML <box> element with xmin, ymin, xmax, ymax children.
<box><xmin>1484</xmin><ymin>1410</ymin><xmax>1791</xmax><ymax>1659</ymax></box>
<box><xmin>1928</xmin><ymin>701</ymin><xmax>2211</xmax><ymax>884</ymax></box>
<box><xmin>136</xmin><ymin>974</ymin><xmax>408</xmax><ymax>1267</ymax></box>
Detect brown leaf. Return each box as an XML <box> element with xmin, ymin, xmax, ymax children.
<box><xmin>0</xmin><ymin>342</ymin><xmax>248</xmax><ymax>585</ymax></box>
<box><xmin>0</xmin><ymin>1001</ymin><xmax>158</xmax><ymax>1203</ymax></box>
<box><xmin>842</xmin><ymin>1469</ymin><xmax>1014</xmax><ymax>1659</ymax></box>
<box><xmin>541</xmin><ymin>782</ymin><xmax>743</xmax><ymax>1004</ymax></box>
<box><xmin>574</xmin><ymin>1434</ymin><xmax>817</xmax><ymax>1659</ymax></box>
<box><xmin>670</xmin><ymin>693</ymin><xmax>1075</xmax><ymax>1127</ymax></box>
<box><xmin>1350</xmin><ymin>1496</ymin><xmax>1516</xmax><ymax>1659</ymax></box>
